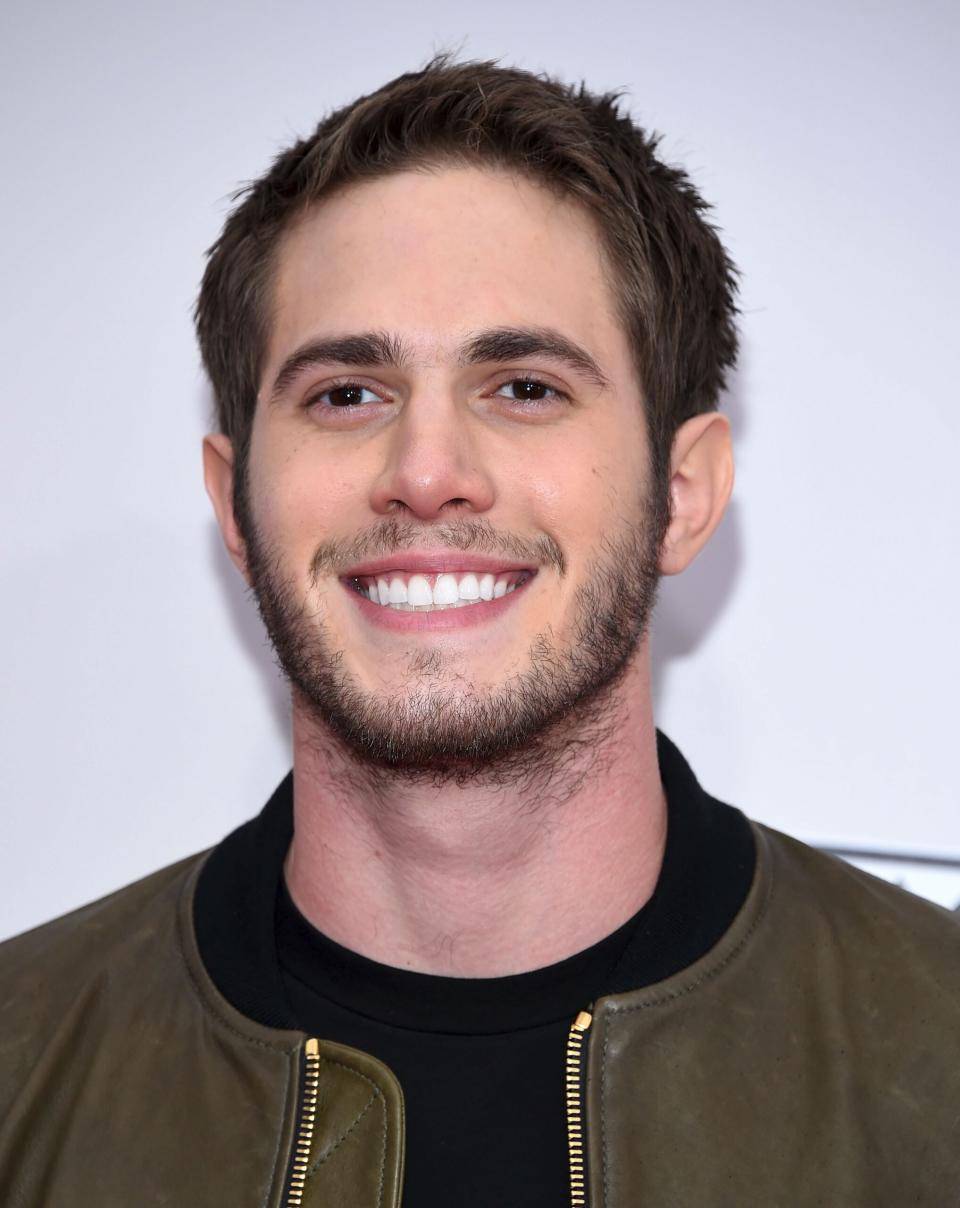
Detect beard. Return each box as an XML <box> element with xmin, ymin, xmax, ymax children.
<box><xmin>240</xmin><ymin>495</ymin><xmax>667</xmax><ymax>788</ymax></box>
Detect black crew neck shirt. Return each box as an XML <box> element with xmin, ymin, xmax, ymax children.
<box><xmin>273</xmin><ymin>738</ymin><xmax>756</xmax><ymax>1207</ymax></box>
<box><xmin>277</xmin><ymin>883</ymin><xmax>634</xmax><ymax>1207</ymax></box>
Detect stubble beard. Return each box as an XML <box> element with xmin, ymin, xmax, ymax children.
<box><xmin>239</xmin><ymin>496</ymin><xmax>667</xmax><ymax>790</ymax></box>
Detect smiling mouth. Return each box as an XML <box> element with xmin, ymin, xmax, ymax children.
<box><xmin>348</xmin><ymin>569</ymin><xmax>534</xmax><ymax>612</ymax></box>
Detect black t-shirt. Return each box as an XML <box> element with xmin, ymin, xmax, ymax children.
<box><xmin>194</xmin><ymin>733</ymin><xmax>755</xmax><ymax>1206</ymax></box>
<box><xmin>277</xmin><ymin>882</ymin><xmax>632</xmax><ymax>1206</ymax></box>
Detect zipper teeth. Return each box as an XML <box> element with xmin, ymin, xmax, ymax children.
<box><xmin>286</xmin><ymin>1038</ymin><xmax>320</xmax><ymax>1207</ymax></box>
<box><xmin>566</xmin><ymin>1010</ymin><xmax>593</xmax><ymax>1208</ymax></box>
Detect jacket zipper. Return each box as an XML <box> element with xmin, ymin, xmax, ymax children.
<box><xmin>285</xmin><ymin>1037</ymin><xmax>320</xmax><ymax>1207</ymax></box>
<box><xmin>286</xmin><ymin>1019</ymin><xmax>590</xmax><ymax>1206</ymax></box>
<box><xmin>566</xmin><ymin>1009</ymin><xmax>593</xmax><ymax>1207</ymax></box>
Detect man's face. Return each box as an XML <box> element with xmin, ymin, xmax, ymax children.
<box><xmin>238</xmin><ymin>166</ymin><xmax>665</xmax><ymax>778</ymax></box>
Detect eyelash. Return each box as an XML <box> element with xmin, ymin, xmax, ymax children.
<box><xmin>304</xmin><ymin>380</ymin><xmax>385</xmax><ymax>410</ymax></box>
<box><xmin>303</xmin><ymin>375</ymin><xmax>569</xmax><ymax>411</ymax></box>
<box><xmin>491</xmin><ymin>378</ymin><xmax>566</xmax><ymax>405</ymax></box>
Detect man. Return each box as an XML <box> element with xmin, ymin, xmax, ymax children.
<box><xmin>1</xmin><ymin>57</ymin><xmax>957</xmax><ymax>1208</ymax></box>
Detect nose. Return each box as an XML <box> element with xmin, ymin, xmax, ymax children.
<box><xmin>368</xmin><ymin>396</ymin><xmax>496</xmax><ymax>521</ymax></box>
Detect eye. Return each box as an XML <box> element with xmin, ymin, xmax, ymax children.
<box><xmin>493</xmin><ymin>379</ymin><xmax>561</xmax><ymax>403</ymax></box>
<box><xmin>312</xmin><ymin>383</ymin><xmax>382</xmax><ymax>408</ymax></box>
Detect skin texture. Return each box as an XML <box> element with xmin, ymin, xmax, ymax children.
<box><xmin>204</xmin><ymin>166</ymin><xmax>733</xmax><ymax>975</ymax></box>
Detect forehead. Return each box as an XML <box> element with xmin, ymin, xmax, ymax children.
<box><xmin>264</xmin><ymin>165</ymin><xmax>631</xmax><ymax>376</ymax></box>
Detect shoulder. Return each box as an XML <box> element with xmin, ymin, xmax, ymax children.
<box><xmin>0</xmin><ymin>852</ymin><xmax>206</xmax><ymax>975</ymax></box>
<box><xmin>757</xmin><ymin>822</ymin><xmax>960</xmax><ymax>1000</ymax></box>
<box><xmin>0</xmin><ymin>853</ymin><xmax>208</xmax><ymax>1069</ymax></box>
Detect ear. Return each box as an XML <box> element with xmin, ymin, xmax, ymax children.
<box><xmin>202</xmin><ymin>433</ymin><xmax>251</xmax><ymax>584</ymax></box>
<box><xmin>659</xmin><ymin>412</ymin><xmax>734</xmax><ymax>576</ymax></box>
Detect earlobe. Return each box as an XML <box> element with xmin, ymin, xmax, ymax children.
<box><xmin>659</xmin><ymin>412</ymin><xmax>734</xmax><ymax>577</ymax></box>
<box><xmin>202</xmin><ymin>433</ymin><xmax>251</xmax><ymax>583</ymax></box>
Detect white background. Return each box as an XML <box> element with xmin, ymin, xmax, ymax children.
<box><xmin>2</xmin><ymin>0</ymin><xmax>958</xmax><ymax>941</ymax></box>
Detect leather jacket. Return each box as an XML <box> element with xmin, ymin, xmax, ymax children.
<box><xmin>2</xmin><ymin>754</ymin><xmax>958</xmax><ymax>1207</ymax></box>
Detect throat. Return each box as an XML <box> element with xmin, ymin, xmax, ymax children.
<box><xmin>285</xmin><ymin>707</ymin><xmax>667</xmax><ymax>978</ymax></box>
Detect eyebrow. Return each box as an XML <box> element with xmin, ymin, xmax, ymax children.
<box><xmin>267</xmin><ymin>324</ymin><xmax>610</xmax><ymax>401</ymax></box>
<box><xmin>268</xmin><ymin>331</ymin><xmax>408</xmax><ymax>401</ymax></box>
<box><xmin>461</xmin><ymin>327</ymin><xmax>611</xmax><ymax>391</ymax></box>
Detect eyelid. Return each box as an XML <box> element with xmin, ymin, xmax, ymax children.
<box><xmin>302</xmin><ymin>375</ymin><xmax>394</xmax><ymax>408</ymax></box>
<box><xmin>487</xmin><ymin>371</ymin><xmax>571</xmax><ymax>401</ymax></box>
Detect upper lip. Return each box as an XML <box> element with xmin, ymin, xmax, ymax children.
<box><xmin>340</xmin><ymin>553</ymin><xmax>536</xmax><ymax>579</ymax></box>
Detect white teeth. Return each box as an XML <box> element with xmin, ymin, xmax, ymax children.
<box><xmin>361</xmin><ymin>570</ymin><xmax>527</xmax><ymax>610</ymax></box>
<box><xmin>458</xmin><ymin>573</ymin><xmax>480</xmax><ymax>601</ymax></box>
<box><xmin>433</xmin><ymin>573</ymin><xmax>460</xmax><ymax>606</ymax></box>
<box><xmin>407</xmin><ymin>574</ymin><xmax>432</xmax><ymax>607</ymax></box>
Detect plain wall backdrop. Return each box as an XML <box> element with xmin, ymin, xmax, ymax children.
<box><xmin>2</xmin><ymin>0</ymin><xmax>958</xmax><ymax>940</ymax></box>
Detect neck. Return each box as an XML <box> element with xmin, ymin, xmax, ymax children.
<box><xmin>284</xmin><ymin>646</ymin><xmax>666</xmax><ymax>977</ymax></box>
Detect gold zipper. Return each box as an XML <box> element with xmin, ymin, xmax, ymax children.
<box><xmin>286</xmin><ymin>1038</ymin><xmax>320</xmax><ymax>1207</ymax></box>
<box><xmin>288</xmin><ymin>1020</ymin><xmax>590</xmax><ymax>1205</ymax></box>
<box><xmin>566</xmin><ymin>1010</ymin><xmax>593</xmax><ymax>1207</ymax></box>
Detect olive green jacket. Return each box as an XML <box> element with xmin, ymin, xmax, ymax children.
<box><xmin>1</xmin><ymin>822</ymin><xmax>958</xmax><ymax>1206</ymax></box>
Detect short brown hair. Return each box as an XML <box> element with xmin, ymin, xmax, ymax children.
<box><xmin>195</xmin><ymin>56</ymin><xmax>738</xmax><ymax>506</ymax></box>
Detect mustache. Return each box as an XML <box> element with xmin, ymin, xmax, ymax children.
<box><xmin>309</xmin><ymin>518</ymin><xmax>566</xmax><ymax>581</ymax></box>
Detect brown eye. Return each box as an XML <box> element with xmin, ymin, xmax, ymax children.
<box><xmin>322</xmin><ymin>384</ymin><xmax>378</xmax><ymax>407</ymax></box>
<box><xmin>495</xmin><ymin>379</ymin><xmax>557</xmax><ymax>402</ymax></box>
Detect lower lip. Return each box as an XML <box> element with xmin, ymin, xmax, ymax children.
<box><xmin>342</xmin><ymin>574</ymin><xmax>536</xmax><ymax>632</ymax></box>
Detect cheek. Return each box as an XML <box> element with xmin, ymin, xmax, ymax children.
<box><xmin>246</xmin><ymin>430</ymin><xmax>352</xmax><ymax>565</ymax></box>
<box><xmin>515</xmin><ymin>425</ymin><xmax>649</xmax><ymax>553</ymax></box>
